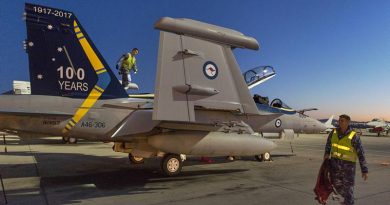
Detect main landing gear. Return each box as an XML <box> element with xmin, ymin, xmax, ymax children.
<box><xmin>161</xmin><ymin>154</ymin><xmax>183</xmax><ymax>177</ymax></box>
<box><xmin>127</xmin><ymin>153</ymin><xmax>184</xmax><ymax>177</ymax></box>
<box><xmin>62</xmin><ymin>137</ymin><xmax>77</xmax><ymax>144</ymax></box>
<box><xmin>128</xmin><ymin>154</ymin><xmax>145</xmax><ymax>164</ymax></box>
<box><xmin>255</xmin><ymin>152</ymin><xmax>271</xmax><ymax>162</ymax></box>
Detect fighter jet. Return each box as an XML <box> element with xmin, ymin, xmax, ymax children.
<box><xmin>0</xmin><ymin>3</ymin><xmax>279</xmax><ymax>176</ymax></box>
<box><xmin>242</xmin><ymin>66</ymin><xmax>326</xmax><ymax>137</ymax></box>
<box><xmin>366</xmin><ymin>118</ymin><xmax>389</xmax><ymax>136</ymax></box>
<box><xmin>0</xmin><ymin>3</ymin><xmax>323</xmax><ymax>176</ymax></box>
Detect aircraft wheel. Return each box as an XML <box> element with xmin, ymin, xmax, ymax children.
<box><xmin>161</xmin><ymin>154</ymin><xmax>182</xmax><ymax>177</ymax></box>
<box><xmin>62</xmin><ymin>137</ymin><xmax>69</xmax><ymax>143</ymax></box>
<box><xmin>128</xmin><ymin>154</ymin><xmax>145</xmax><ymax>164</ymax></box>
<box><xmin>255</xmin><ymin>152</ymin><xmax>271</xmax><ymax>162</ymax></box>
<box><xmin>68</xmin><ymin>137</ymin><xmax>78</xmax><ymax>144</ymax></box>
<box><xmin>226</xmin><ymin>156</ymin><xmax>235</xmax><ymax>161</ymax></box>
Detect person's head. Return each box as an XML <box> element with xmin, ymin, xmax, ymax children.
<box><xmin>338</xmin><ymin>114</ymin><xmax>351</xmax><ymax>131</ymax></box>
<box><xmin>131</xmin><ymin>48</ymin><xmax>139</xmax><ymax>56</ymax></box>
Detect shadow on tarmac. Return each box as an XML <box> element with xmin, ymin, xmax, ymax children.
<box><xmin>1</xmin><ymin>150</ymin><xmax>252</xmax><ymax>204</ymax></box>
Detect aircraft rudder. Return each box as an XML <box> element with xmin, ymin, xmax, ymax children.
<box><xmin>24</xmin><ymin>3</ymin><xmax>127</xmax><ymax>99</ymax></box>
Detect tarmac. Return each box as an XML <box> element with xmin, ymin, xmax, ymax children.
<box><xmin>0</xmin><ymin>133</ymin><xmax>389</xmax><ymax>205</ymax></box>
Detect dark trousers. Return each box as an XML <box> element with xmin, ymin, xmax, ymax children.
<box><xmin>330</xmin><ymin>158</ymin><xmax>356</xmax><ymax>205</ymax></box>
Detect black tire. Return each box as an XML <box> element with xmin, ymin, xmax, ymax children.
<box><xmin>161</xmin><ymin>154</ymin><xmax>183</xmax><ymax>177</ymax></box>
<box><xmin>255</xmin><ymin>152</ymin><xmax>271</xmax><ymax>162</ymax></box>
<box><xmin>62</xmin><ymin>136</ymin><xmax>69</xmax><ymax>143</ymax></box>
<box><xmin>128</xmin><ymin>154</ymin><xmax>145</xmax><ymax>164</ymax></box>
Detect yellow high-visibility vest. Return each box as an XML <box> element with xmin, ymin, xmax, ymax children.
<box><xmin>330</xmin><ymin>129</ymin><xmax>357</xmax><ymax>162</ymax></box>
<box><xmin>121</xmin><ymin>53</ymin><xmax>136</xmax><ymax>71</ymax></box>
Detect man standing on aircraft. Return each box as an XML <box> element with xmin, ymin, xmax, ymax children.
<box><xmin>323</xmin><ymin>114</ymin><xmax>368</xmax><ymax>205</ymax></box>
<box><xmin>118</xmin><ymin>48</ymin><xmax>139</xmax><ymax>89</ymax></box>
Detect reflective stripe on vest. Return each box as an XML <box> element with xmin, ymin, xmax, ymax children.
<box><xmin>330</xmin><ymin>129</ymin><xmax>357</xmax><ymax>162</ymax></box>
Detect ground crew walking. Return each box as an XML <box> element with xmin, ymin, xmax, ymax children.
<box><xmin>117</xmin><ymin>48</ymin><xmax>139</xmax><ymax>89</ymax></box>
<box><xmin>323</xmin><ymin>114</ymin><xmax>368</xmax><ymax>205</ymax></box>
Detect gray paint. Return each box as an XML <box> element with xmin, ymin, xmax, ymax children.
<box><xmin>0</xmin><ymin>16</ymin><xmax>325</xmax><ymax>161</ymax></box>
<box><xmin>154</xmin><ymin>17</ymin><xmax>259</xmax><ymax>50</ymax></box>
<box><xmin>148</xmin><ymin>131</ymin><xmax>276</xmax><ymax>156</ymax></box>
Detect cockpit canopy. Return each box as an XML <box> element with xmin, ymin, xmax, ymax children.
<box><xmin>270</xmin><ymin>98</ymin><xmax>292</xmax><ymax>110</ymax></box>
<box><xmin>254</xmin><ymin>95</ymin><xmax>296</xmax><ymax>115</ymax></box>
<box><xmin>243</xmin><ymin>66</ymin><xmax>275</xmax><ymax>89</ymax></box>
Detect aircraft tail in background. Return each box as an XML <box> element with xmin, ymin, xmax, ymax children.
<box><xmin>324</xmin><ymin>115</ymin><xmax>334</xmax><ymax>129</ymax></box>
<box><xmin>24</xmin><ymin>3</ymin><xmax>128</xmax><ymax>99</ymax></box>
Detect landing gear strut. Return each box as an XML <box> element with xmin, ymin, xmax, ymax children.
<box><xmin>161</xmin><ymin>154</ymin><xmax>183</xmax><ymax>176</ymax></box>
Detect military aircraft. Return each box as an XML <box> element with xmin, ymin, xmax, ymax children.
<box><xmin>0</xmin><ymin>3</ymin><xmax>324</xmax><ymax>176</ymax></box>
<box><xmin>366</xmin><ymin>118</ymin><xmax>389</xmax><ymax>136</ymax></box>
<box><xmin>243</xmin><ymin>66</ymin><xmax>326</xmax><ymax>137</ymax></box>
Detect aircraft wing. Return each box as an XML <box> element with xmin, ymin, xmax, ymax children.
<box><xmin>0</xmin><ymin>108</ymin><xmax>73</xmax><ymax>117</ymax></box>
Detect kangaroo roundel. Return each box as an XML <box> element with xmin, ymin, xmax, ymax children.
<box><xmin>203</xmin><ymin>61</ymin><xmax>218</xmax><ymax>80</ymax></box>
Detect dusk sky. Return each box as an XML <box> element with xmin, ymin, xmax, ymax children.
<box><xmin>0</xmin><ymin>0</ymin><xmax>389</xmax><ymax>121</ymax></box>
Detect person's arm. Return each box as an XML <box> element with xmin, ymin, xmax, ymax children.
<box><xmin>324</xmin><ymin>130</ymin><xmax>333</xmax><ymax>159</ymax></box>
<box><xmin>352</xmin><ymin>135</ymin><xmax>368</xmax><ymax>180</ymax></box>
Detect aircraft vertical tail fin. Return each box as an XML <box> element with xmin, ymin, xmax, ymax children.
<box><xmin>24</xmin><ymin>3</ymin><xmax>128</xmax><ymax>99</ymax></box>
<box><xmin>324</xmin><ymin>115</ymin><xmax>334</xmax><ymax>128</ymax></box>
<box><xmin>152</xmin><ymin>17</ymin><xmax>264</xmax><ymax>122</ymax></box>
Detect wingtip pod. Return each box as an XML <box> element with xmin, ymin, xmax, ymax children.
<box><xmin>154</xmin><ymin>17</ymin><xmax>260</xmax><ymax>50</ymax></box>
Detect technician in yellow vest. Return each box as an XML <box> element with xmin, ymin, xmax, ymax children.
<box><xmin>119</xmin><ymin>48</ymin><xmax>139</xmax><ymax>89</ymax></box>
<box><xmin>323</xmin><ymin>114</ymin><xmax>368</xmax><ymax>205</ymax></box>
